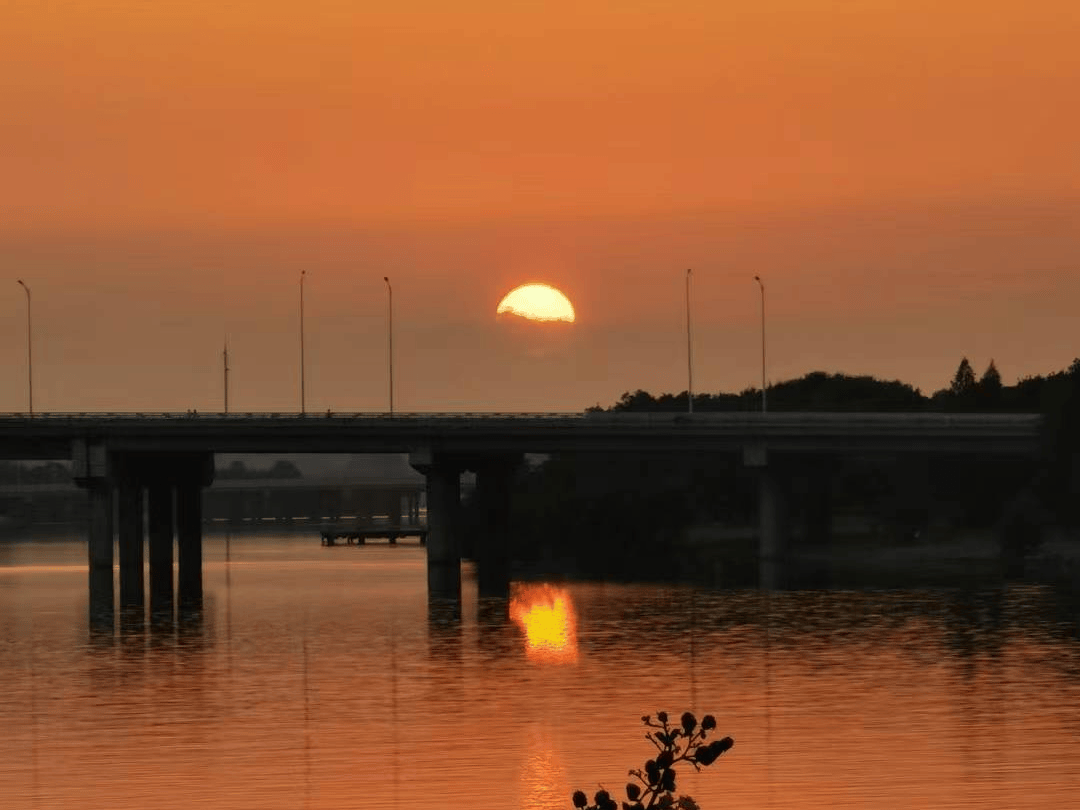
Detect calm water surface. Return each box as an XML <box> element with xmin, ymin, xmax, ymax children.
<box><xmin>1</xmin><ymin>530</ymin><xmax>1078</xmax><ymax>809</ymax></box>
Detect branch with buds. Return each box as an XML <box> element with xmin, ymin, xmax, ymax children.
<box><xmin>571</xmin><ymin>711</ymin><xmax>734</xmax><ymax>810</ymax></box>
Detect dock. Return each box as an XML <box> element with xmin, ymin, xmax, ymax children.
<box><xmin>320</xmin><ymin>525</ymin><xmax>428</xmax><ymax>546</ymax></box>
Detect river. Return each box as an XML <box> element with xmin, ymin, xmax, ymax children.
<box><xmin>1</xmin><ymin>529</ymin><xmax>1078</xmax><ymax>809</ymax></box>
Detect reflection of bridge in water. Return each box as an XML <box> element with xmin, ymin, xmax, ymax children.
<box><xmin>0</xmin><ymin>411</ymin><xmax>1041</xmax><ymax>624</ymax></box>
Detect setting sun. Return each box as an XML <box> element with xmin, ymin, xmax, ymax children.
<box><xmin>496</xmin><ymin>283</ymin><xmax>576</xmax><ymax>323</ymax></box>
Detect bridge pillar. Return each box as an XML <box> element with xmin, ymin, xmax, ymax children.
<box><xmin>73</xmin><ymin>440</ymin><xmax>114</xmax><ymax>629</ymax></box>
<box><xmin>87</xmin><ymin>479</ymin><xmax>115</xmax><ymax>626</ymax></box>
<box><xmin>177</xmin><ymin>480</ymin><xmax>203</xmax><ymax>607</ymax></box>
<box><xmin>801</xmin><ymin>456</ymin><xmax>834</xmax><ymax>546</ymax></box>
<box><xmin>758</xmin><ymin>468</ymin><xmax>789</xmax><ymax>561</ymax></box>
<box><xmin>109</xmin><ymin>451</ymin><xmax>214</xmax><ymax>621</ymax></box>
<box><xmin>472</xmin><ymin>454</ymin><xmax>521</xmax><ymax>598</ymax></box>
<box><xmin>389</xmin><ymin>490</ymin><xmax>402</xmax><ymax>527</ymax></box>
<box><xmin>176</xmin><ymin>453</ymin><xmax>214</xmax><ymax>608</ymax></box>
<box><xmin>147</xmin><ymin>478</ymin><xmax>174</xmax><ymax>619</ymax></box>
<box><xmin>116</xmin><ymin>475</ymin><xmax>145</xmax><ymax>609</ymax></box>
<box><xmin>411</xmin><ymin>451</ymin><xmax>463</xmax><ymax>601</ymax></box>
<box><xmin>745</xmin><ymin>443</ymin><xmax>789</xmax><ymax>587</ymax></box>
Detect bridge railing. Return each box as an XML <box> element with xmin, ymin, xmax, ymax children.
<box><xmin>0</xmin><ymin>410</ymin><xmax>1042</xmax><ymax>426</ymax></box>
<box><xmin>0</xmin><ymin>411</ymin><xmax>589</xmax><ymax>421</ymax></box>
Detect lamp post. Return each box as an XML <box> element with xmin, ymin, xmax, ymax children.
<box><xmin>685</xmin><ymin>268</ymin><xmax>693</xmax><ymax>414</ymax></box>
<box><xmin>223</xmin><ymin>339</ymin><xmax>230</xmax><ymax>414</ymax></box>
<box><xmin>299</xmin><ymin>271</ymin><xmax>306</xmax><ymax>414</ymax></box>
<box><xmin>16</xmin><ymin>279</ymin><xmax>32</xmax><ymax>415</ymax></box>
<box><xmin>754</xmin><ymin>275</ymin><xmax>766</xmax><ymax>412</ymax></box>
<box><xmin>383</xmin><ymin>276</ymin><xmax>393</xmax><ymax>415</ymax></box>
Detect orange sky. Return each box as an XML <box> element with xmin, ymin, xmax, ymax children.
<box><xmin>2</xmin><ymin>1</ymin><xmax>1078</xmax><ymax>412</ymax></box>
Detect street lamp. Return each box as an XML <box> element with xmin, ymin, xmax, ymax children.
<box><xmin>16</xmin><ymin>279</ymin><xmax>32</xmax><ymax>415</ymax></box>
<box><xmin>685</xmin><ymin>268</ymin><xmax>693</xmax><ymax>414</ymax></box>
<box><xmin>754</xmin><ymin>275</ymin><xmax>766</xmax><ymax>412</ymax></box>
<box><xmin>299</xmin><ymin>270</ymin><xmax>306</xmax><ymax>414</ymax></box>
<box><xmin>223</xmin><ymin>338</ymin><xmax>230</xmax><ymax>414</ymax></box>
<box><xmin>383</xmin><ymin>276</ymin><xmax>393</xmax><ymax>415</ymax></box>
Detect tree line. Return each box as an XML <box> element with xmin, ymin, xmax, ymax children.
<box><xmin>599</xmin><ymin>357</ymin><xmax>1080</xmax><ymax>414</ymax></box>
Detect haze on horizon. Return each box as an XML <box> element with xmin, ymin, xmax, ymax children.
<box><xmin>2</xmin><ymin>1</ymin><xmax>1078</xmax><ymax>413</ymax></box>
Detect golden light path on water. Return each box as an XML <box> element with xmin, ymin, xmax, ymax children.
<box><xmin>509</xmin><ymin>583</ymin><xmax>579</xmax><ymax>664</ymax></box>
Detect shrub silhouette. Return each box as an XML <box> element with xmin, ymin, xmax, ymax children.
<box><xmin>571</xmin><ymin>712</ymin><xmax>733</xmax><ymax>810</ymax></box>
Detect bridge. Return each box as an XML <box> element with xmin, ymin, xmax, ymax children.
<box><xmin>0</xmin><ymin>411</ymin><xmax>1042</xmax><ymax>623</ymax></box>
<box><xmin>0</xmin><ymin>410</ymin><xmax>1041</xmax><ymax>458</ymax></box>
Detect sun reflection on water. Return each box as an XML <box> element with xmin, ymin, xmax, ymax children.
<box><xmin>509</xmin><ymin>583</ymin><xmax>579</xmax><ymax>664</ymax></box>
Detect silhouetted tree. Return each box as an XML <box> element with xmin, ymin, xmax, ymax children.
<box><xmin>608</xmin><ymin>373</ymin><xmax>926</xmax><ymax>414</ymax></box>
<box><xmin>980</xmin><ymin>360</ymin><xmax>1002</xmax><ymax>392</ymax></box>
<box><xmin>975</xmin><ymin>360</ymin><xmax>1003</xmax><ymax>409</ymax></box>
<box><xmin>766</xmin><ymin>371</ymin><xmax>924</xmax><ymax>411</ymax></box>
<box><xmin>950</xmin><ymin>357</ymin><xmax>977</xmax><ymax>397</ymax></box>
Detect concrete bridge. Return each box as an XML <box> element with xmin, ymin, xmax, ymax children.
<box><xmin>0</xmin><ymin>411</ymin><xmax>1042</xmax><ymax>621</ymax></box>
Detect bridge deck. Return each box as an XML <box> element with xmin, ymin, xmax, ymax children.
<box><xmin>0</xmin><ymin>411</ymin><xmax>1042</xmax><ymax>459</ymax></box>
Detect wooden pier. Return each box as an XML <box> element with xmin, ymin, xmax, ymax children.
<box><xmin>320</xmin><ymin>525</ymin><xmax>428</xmax><ymax>546</ymax></box>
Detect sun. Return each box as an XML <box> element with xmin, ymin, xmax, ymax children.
<box><xmin>496</xmin><ymin>283</ymin><xmax>576</xmax><ymax>323</ymax></box>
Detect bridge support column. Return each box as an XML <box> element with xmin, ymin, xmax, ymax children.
<box><xmin>117</xmin><ymin>476</ymin><xmax>145</xmax><ymax>610</ymax></box>
<box><xmin>411</xmin><ymin>452</ymin><xmax>463</xmax><ymax>601</ymax></box>
<box><xmin>87</xmin><ymin>479</ymin><xmax>115</xmax><ymax>627</ymax></box>
<box><xmin>174</xmin><ymin>452</ymin><xmax>213</xmax><ymax>610</ymax></box>
<box><xmin>147</xmin><ymin>479</ymin><xmax>174</xmax><ymax>619</ymax></box>
<box><xmin>758</xmin><ymin>468</ymin><xmax>789</xmax><ymax>562</ymax></box>
<box><xmin>73</xmin><ymin>440</ymin><xmax>114</xmax><ymax>629</ymax></box>
<box><xmin>473</xmin><ymin>454</ymin><xmax>521</xmax><ymax>598</ymax></box>
<box><xmin>389</xmin><ymin>492</ymin><xmax>402</xmax><ymax>527</ymax></box>
<box><xmin>802</xmin><ymin>457</ymin><xmax>834</xmax><ymax>546</ymax></box>
<box><xmin>111</xmin><ymin>451</ymin><xmax>213</xmax><ymax>622</ymax></box>
<box><xmin>409</xmin><ymin>492</ymin><xmax>421</xmax><ymax>525</ymax></box>
<box><xmin>745</xmin><ymin>442</ymin><xmax>789</xmax><ymax>589</ymax></box>
<box><xmin>177</xmin><ymin>480</ymin><xmax>203</xmax><ymax>608</ymax></box>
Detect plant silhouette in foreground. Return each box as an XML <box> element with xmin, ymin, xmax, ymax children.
<box><xmin>571</xmin><ymin>711</ymin><xmax>734</xmax><ymax>810</ymax></box>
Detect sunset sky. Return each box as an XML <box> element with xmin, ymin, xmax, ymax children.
<box><xmin>2</xmin><ymin>0</ymin><xmax>1078</xmax><ymax>413</ymax></box>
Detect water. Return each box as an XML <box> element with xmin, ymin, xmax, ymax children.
<box><xmin>2</xmin><ymin>530</ymin><xmax>1078</xmax><ymax>809</ymax></box>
